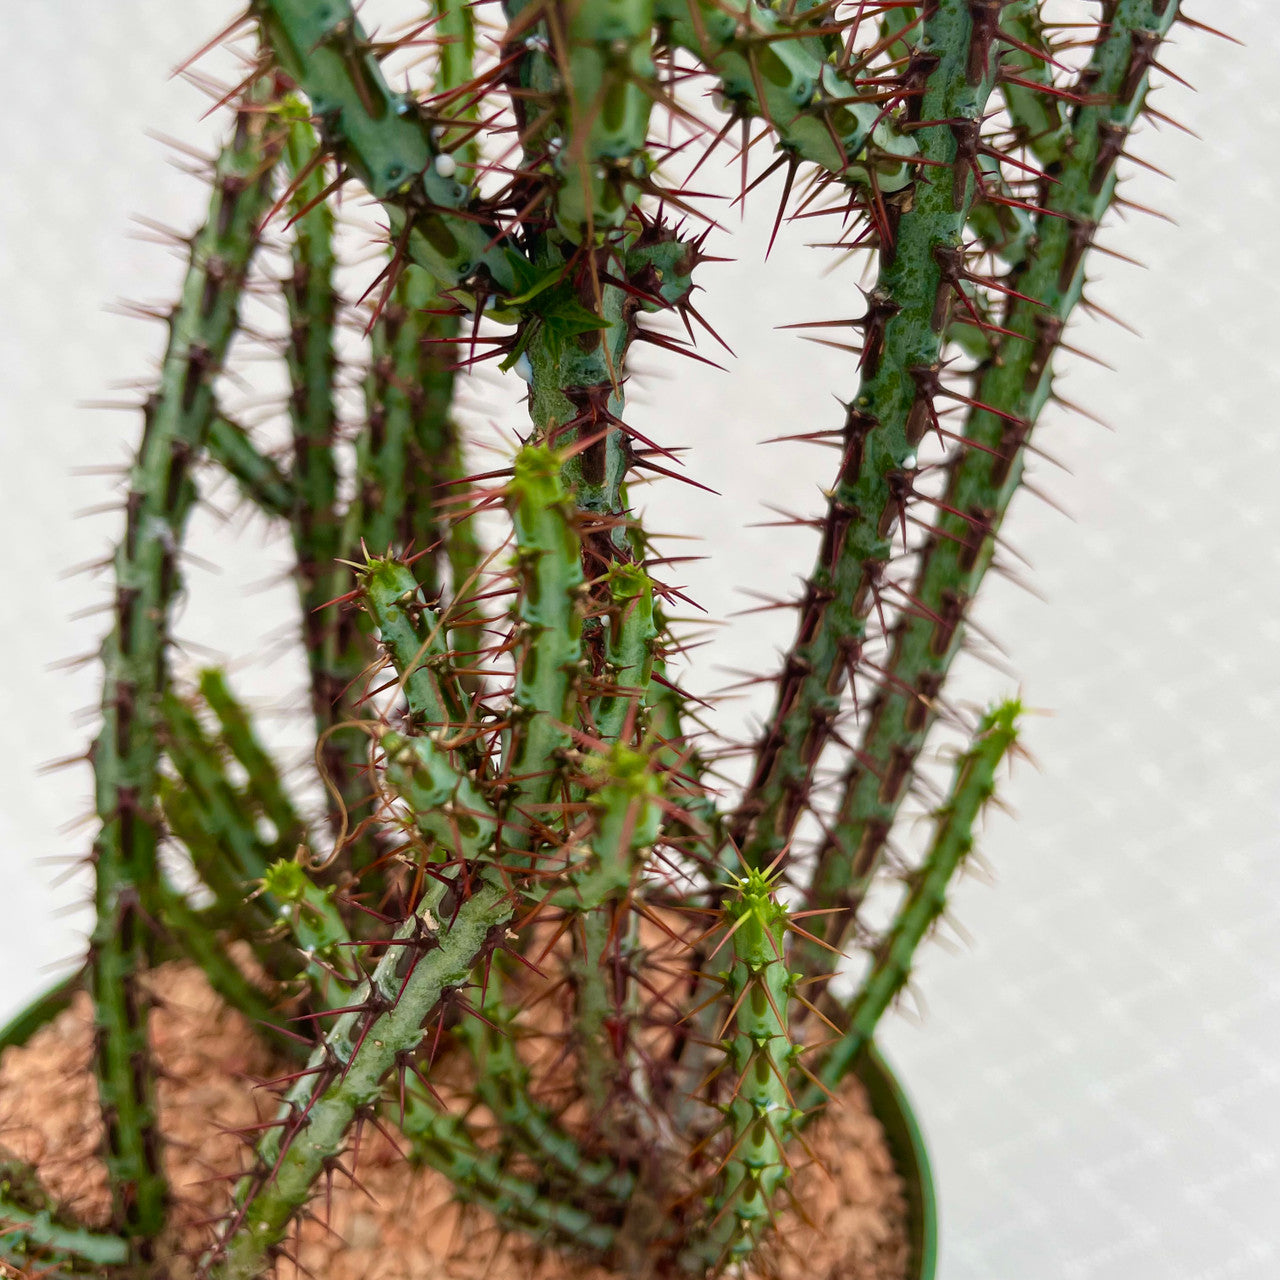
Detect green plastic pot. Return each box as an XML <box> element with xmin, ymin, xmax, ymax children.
<box><xmin>853</xmin><ymin>1047</ymin><xmax>938</xmax><ymax>1280</ymax></box>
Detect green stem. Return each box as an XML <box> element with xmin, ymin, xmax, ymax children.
<box><xmin>88</xmin><ymin>81</ymin><xmax>282</xmax><ymax>1246</ymax></box>
<box><xmin>447</xmin><ymin>980</ymin><xmax>636</xmax><ymax>1201</ymax></box>
<box><xmin>278</xmin><ymin>105</ymin><xmax>364</xmax><ymax>863</ymax></box>
<box><xmin>803</xmin><ymin>0</ymin><xmax>1182</xmax><ymax>958</ymax></box>
<box><xmin>159</xmin><ymin>690</ymin><xmax>303</xmax><ymax>982</ymax></box>
<box><xmin>526</xmin><ymin>0</ymin><xmax>658</xmax><ymax>234</ymax></box>
<box><xmin>731</xmin><ymin>0</ymin><xmax>1006</xmax><ymax>872</ymax></box>
<box><xmin>0</xmin><ymin>1202</ymin><xmax>129</xmax><ymax>1271</ymax></box>
<box><xmin>362</xmin><ymin>557</ymin><xmax>475</xmax><ymax>744</ymax></box>
<box><xmin>399</xmin><ymin>1093</ymin><xmax>617</xmax><ymax>1252</ymax></box>
<box><xmin>206</xmin><ymin>413</ymin><xmax>294</xmax><ymax>518</ymax></box>
<box><xmin>586</xmin><ymin>562</ymin><xmax>658</xmax><ymax>745</ymax></box>
<box><xmin>196</xmin><ymin>668</ymin><xmax>306</xmax><ymax>850</ymax></box>
<box><xmin>352</xmin><ymin>266</ymin><xmax>462</xmax><ymax>591</ymax></box>
<box><xmin>252</xmin><ymin>0</ymin><xmax>527</xmax><ymax>294</ymax></box>
<box><xmin>655</xmin><ymin>0</ymin><xmax>917</xmax><ymax>187</ymax></box>
<box><xmin>161</xmin><ymin>689</ymin><xmax>285</xmax><ymax>894</ymax></box>
<box><xmin>997</xmin><ymin>0</ymin><xmax>1071</xmax><ymax>167</ymax></box>
<box><xmin>143</xmin><ymin>880</ymin><xmax>295</xmax><ymax>1056</ymax></box>
<box><xmin>804</xmin><ymin>701</ymin><xmax>1020</xmax><ymax>1105</ymax></box>
<box><xmin>550</xmin><ymin>745</ymin><xmax>664</xmax><ymax>1119</ymax></box>
<box><xmin>691</xmin><ymin>864</ymin><xmax>798</xmax><ymax>1268</ymax></box>
<box><xmin>500</xmin><ymin>446</ymin><xmax>586</xmax><ymax>851</ymax></box>
<box><xmin>210</xmin><ymin>872</ymin><xmax>514</xmax><ymax>1280</ymax></box>
<box><xmin>260</xmin><ymin>859</ymin><xmax>361</xmax><ymax>1005</ymax></box>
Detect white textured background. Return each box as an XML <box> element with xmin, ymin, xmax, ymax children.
<box><xmin>2</xmin><ymin>4</ymin><xmax>1277</xmax><ymax>1278</ymax></box>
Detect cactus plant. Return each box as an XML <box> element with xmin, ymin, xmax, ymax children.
<box><xmin>0</xmin><ymin>1</ymin><xmax>1208</xmax><ymax>1277</ymax></box>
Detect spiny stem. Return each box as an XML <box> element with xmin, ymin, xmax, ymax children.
<box><xmin>522</xmin><ymin>262</ymin><xmax>635</xmax><ymax>565</ymax></box>
<box><xmin>260</xmin><ymin>858</ymin><xmax>361</xmax><ymax>1005</ymax></box>
<box><xmin>293</xmin><ymin>240</ymin><xmax>470</xmax><ymax>907</ymax></box>
<box><xmin>143</xmin><ymin>879</ymin><xmax>295</xmax><ymax>1054</ymax></box>
<box><xmin>383</xmin><ymin>729</ymin><xmax>499</xmax><ymax>857</ymax></box>
<box><xmin>161</xmin><ymin>688</ymin><xmax>287</xmax><ymax>895</ymax></box>
<box><xmin>251</xmin><ymin>0</ymin><xmax>527</xmax><ymax>293</ymax></box>
<box><xmin>449</xmin><ymin>980</ymin><xmax>637</xmax><ymax>1201</ymax></box>
<box><xmin>805</xmin><ymin>700</ymin><xmax>1021</xmax><ymax>1105</ymax></box>
<box><xmin>587</xmin><ymin>561</ymin><xmax>658</xmax><ymax>745</ymax></box>
<box><xmin>196</xmin><ymin>668</ymin><xmax>306</xmax><ymax>850</ymax></box>
<box><xmin>996</xmin><ymin>0</ymin><xmax>1070</xmax><ymax>167</ymax></box>
<box><xmin>692</xmin><ymin>863</ymin><xmax>799</xmax><ymax>1267</ymax></box>
<box><xmin>0</xmin><ymin>1163</ymin><xmax>129</xmax><ymax>1272</ymax></box>
<box><xmin>206</xmin><ymin>412</ymin><xmax>294</xmax><ymax>517</ymax></box>
<box><xmin>87</xmin><ymin>80</ymin><xmax>283</xmax><ymax>1248</ymax></box>
<box><xmin>551</xmin><ymin>744</ymin><xmax>664</xmax><ymax>1117</ymax></box>
<box><xmin>399</xmin><ymin>1091</ymin><xmax>618</xmax><ymax>1252</ymax></box>
<box><xmin>159</xmin><ymin>686</ymin><xmax>306</xmax><ymax>1029</ymax></box>
<box><xmin>278</xmin><ymin>104</ymin><xmax>365</xmax><ymax>863</ymax></box>
<box><xmin>527</xmin><ymin>0</ymin><xmax>658</xmax><ymax>234</ymax></box>
<box><xmin>655</xmin><ymin>0</ymin><xmax>918</xmax><ymax>186</ymax></box>
<box><xmin>352</xmin><ymin>263</ymin><xmax>462</xmax><ymax>598</ymax></box>
<box><xmin>966</xmin><ymin>3</ymin><xmax>1062</xmax><ymax>262</ymax></box>
<box><xmin>431</xmin><ymin>0</ymin><xmax>479</xmax><ymax>165</ymax></box>
<box><xmin>500</xmin><ymin>446</ymin><xmax>586</xmax><ymax>849</ymax></box>
<box><xmin>261</xmin><ymin>839</ymin><xmax>629</xmax><ymax>1224</ymax></box>
<box><xmin>211</xmin><ymin>730</ymin><xmax>507</xmax><ymax>1278</ymax></box>
<box><xmin>361</xmin><ymin>557</ymin><xmax>475</xmax><ymax>751</ymax></box>
<box><xmin>803</xmin><ymin>0</ymin><xmax>1182</xmax><ymax>961</ymax></box>
<box><xmin>732</xmin><ymin>0</ymin><xmax>1007</xmax><ymax>872</ymax></box>
<box><xmin>367</xmin><ymin>550</ymin><xmax>632</xmax><ymax>1207</ymax></box>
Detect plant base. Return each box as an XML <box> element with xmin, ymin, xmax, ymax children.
<box><xmin>0</xmin><ymin>964</ymin><xmax>913</xmax><ymax>1279</ymax></box>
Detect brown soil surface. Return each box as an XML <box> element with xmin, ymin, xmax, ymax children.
<box><xmin>0</xmin><ymin>963</ymin><xmax>909</xmax><ymax>1280</ymax></box>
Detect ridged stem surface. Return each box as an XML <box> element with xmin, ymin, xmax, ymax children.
<box><xmin>87</xmin><ymin>84</ymin><xmax>281</xmax><ymax>1248</ymax></box>
<box><xmin>212</xmin><ymin>739</ymin><xmax>505</xmax><ymax>1278</ymax></box>
<box><xmin>806</xmin><ymin>701</ymin><xmax>1019</xmax><ymax>1104</ymax></box>
<box><xmin>655</xmin><ymin>0</ymin><xmax>917</xmax><ymax>186</ymax></box>
<box><xmin>731</xmin><ymin>0</ymin><xmax>1005</xmax><ymax>871</ymax></box>
<box><xmin>279</xmin><ymin>109</ymin><xmax>351</xmax><ymax>842</ymax></box>
<box><xmin>206</xmin><ymin>412</ymin><xmax>294</xmax><ymax>517</ymax></box>
<box><xmin>693</xmin><ymin>866</ymin><xmax>797</xmax><ymax>1267</ymax></box>
<box><xmin>500</xmin><ymin>447</ymin><xmax>586</xmax><ymax>848</ymax></box>
<box><xmin>251</xmin><ymin>0</ymin><xmax>527</xmax><ymax>293</ymax></box>
<box><xmin>802</xmin><ymin>0</ymin><xmax>1182</xmax><ymax>959</ymax></box>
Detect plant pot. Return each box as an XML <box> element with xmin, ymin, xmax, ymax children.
<box><xmin>0</xmin><ymin>979</ymin><xmax>936</xmax><ymax>1280</ymax></box>
<box><xmin>855</xmin><ymin>1047</ymin><xmax>938</xmax><ymax>1280</ymax></box>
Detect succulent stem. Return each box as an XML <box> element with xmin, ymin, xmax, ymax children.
<box><xmin>693</xmin><ymin>863</ymin><xmax>799</xmax><ymax>1266</ymax></box>
<box><xmin>0</xmin><ymin>975</ymin><xmax>79</xmax><ymax>1056</ymax></box>
<box><xmin>398</xmin><ymin>1091</ymin><xmax>619</xmax><ymax>1252</ymax></box>
<box><xmin>805</xmin><ymin>701</ymin><xmax>1020</xmax><ymax>1106</ymax></box>
<box><xmin>196</xmin><ymin>669</ymin><xmax>306</xmax><ymax>849</ymax></box>
<box><xmin>802</xmin><ymin>0</ymin><xmax>1182</xmax><ymax>964</ymax></box>
<box><xmin>211</xmin><ymin>858</ymin><xmax>513</xmax><ymax>1278</ymax></box>
<box><xmin>361</xmin><ymin>557</ymin><xmax>475</xmax><ymax>750</ymax></box>
<box><xmin>0</xmin><ymin>1209</ymin><xmax>127</xmax><ymax>1273</ymax></box>
<box><xmin>731</xmin><ymin>0</ymin><xmax>1006</xmax><ymax>873</ymax></box>
<box><xmin>655</xmin><ymin>0</ymin><xmax>917</xmax><ymax>187</ymax></box>
<box><xmin>251</xmin><ymin>0</ymin><xmax>527</xmax><ymax>294</ymax></box>
<box><xmin>87</xmin><ymin>80</ymin><xmax>283</xmax><ymax>1248</ymax></box>
<box><xmin>206</xmin><ymin>413</ymin><xmax>294</xmax><ymax>518</ymax></box>
<box><xmin>500</xmin><ymin>446</ymin><xmax>586</xmax><ymax>849</ymax></box>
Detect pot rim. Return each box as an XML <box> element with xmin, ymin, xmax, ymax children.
<box><xmin>852</xmin><ymin>1045</ymin><xmax>938</xmax><ymax>1280</ymax></box>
